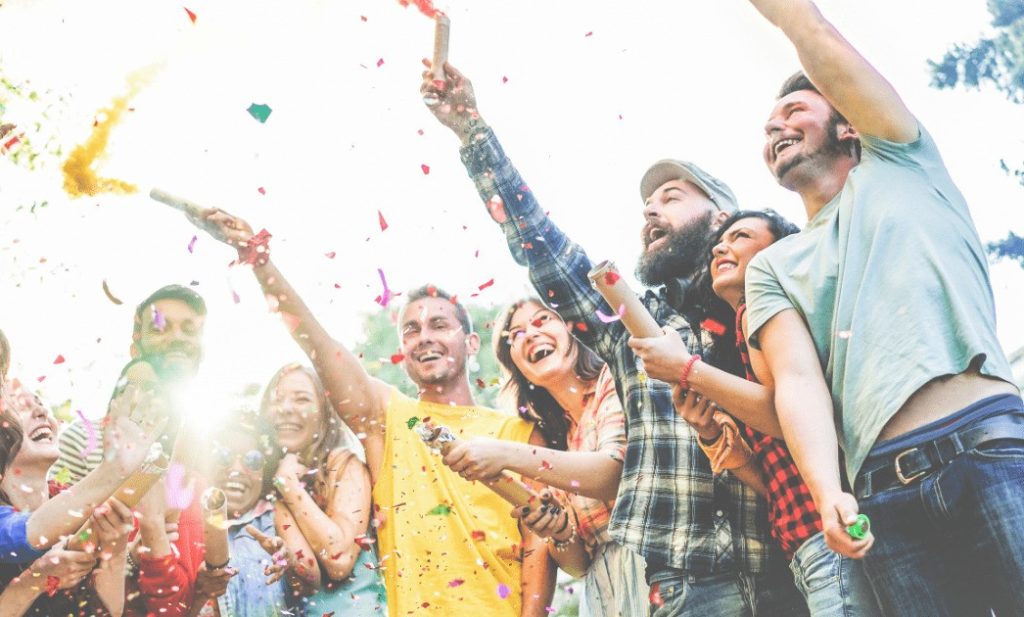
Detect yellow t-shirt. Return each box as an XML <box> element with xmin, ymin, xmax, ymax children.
<box><xmin>372</xmin><ymin>389</ymin><xmax>534</xmax><ymax>616</ymax></box>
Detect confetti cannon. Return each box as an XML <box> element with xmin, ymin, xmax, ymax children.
<box><xmin>415</xmin><ymin>422</ymin><xmax>538</xmax><ymax>507</ymax></box>
<box><xmin>66</xmin><ymin>442</ymin><xmax>169</xmax><ymax>551</ymax></box>
<box><xmin>423</xmin><ymin>13</ymin><xmax>451</xmax><ymax>105</ymax></box>
<box><xmin>149</xmin><ymin>188</ymin><xmax>221</xmax><ymax>236</ymax></box>
<box><xmin>587</xmin><ymin>260</ymin><xmax>662</xmax><ymax>338</ymax></box>
<box><xmin>200</xmin><ymin>487</ymin><xmax>231</xmax><ymax>569</ymax></box>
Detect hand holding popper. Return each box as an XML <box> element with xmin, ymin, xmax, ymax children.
<box><xmin>415</xmin><ymin>422</ymin><xmax>539</xmax><ymax>507</ymax></box>
<box><xmin>587</xmin><ymin>260</ymin><xmax>662</xmax><ymax>338</ymax></box>
<box><xmin>422</xmin><ymin>13</ymin><xmax>451</xmax><ymax>105</ymax></box>
<box><xmin>201</xmin><ymin>487</ymin><xmax>231</xmax><ymax>569</ymax></box>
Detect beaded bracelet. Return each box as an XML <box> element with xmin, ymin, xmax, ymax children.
<box><xmin>679</xmin><ymin>354</ymin><xmax>702</xmax><ymax>390</ymax></box>
<box><xmin>548</xmin><ymin>525</ymin><xmax>578</xmax><ymax>552</ymax></box>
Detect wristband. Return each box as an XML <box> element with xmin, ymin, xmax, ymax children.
<box><xmin>680</xmin><ymin>354</ymin><xmax>702</xmax><ymax>390</ymax></box>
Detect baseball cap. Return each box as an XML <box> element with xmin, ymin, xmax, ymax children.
<box><xmin>640</xmin><ymin>159</ymin><xmax>739</xmax><ymax>213</ymax></box>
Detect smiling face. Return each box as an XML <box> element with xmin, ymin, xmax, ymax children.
<box><xmin>132</xmin><ymin>299</ymin><xmax>205</xmax><ymax>376</ymax></box>
<box><xmin>399</xmin><ymin>297</ymin><xmax>479</xmax><ymax>390</ymax></box>
<box><xmin>710</xmin><ymin>217</ymin><xmax>779</xmax><ymax>309</ymax></box>
<box><xmin>635</xmin><ymin>180</ymin><xmax>718</xmax><ymax>285</ymax></box>
<box><xmin>212</xmin><ymin>430</ymin><xmax>265</xmax><ymax>518</ymax></box>
<box><xmin>762</xmin><ymin>90</ymin><xmax>855</xmax><ymax>191</ymax></box>
<box><xmin>505</xmin><ymin>302</ymin><xmax>576</xmax><ymax>389</ymax></box>
<box><xmin>265</xmin><ymin>369</ymin><xmax>322</xmax><ymax>454</ymax></box>
<box><xmin>7</xmin><ymin>381</ymin><xmax>59</xmax><ymax>469</ymax></box>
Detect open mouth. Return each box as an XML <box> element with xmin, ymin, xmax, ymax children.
<box><xmin>415</xmin><ymin>350</ymin><xmax>446</xmax><ymax>363</ymax></box>
<box><xmin>29</xmin><ymin>426</ymin><xmax>54</xmax><ymax>443</ymax></box>
<box><xmin>527</xmin><ymin>343</ymin><xmax>556</xmax><ymax>364</ymax></box>
<box><xmin>275</xmin><ymin>422</ymin><xmax>303</xmax><ymax>435</ymax></box>
<box><xmin>645</xmin><ymin>226</ymin><xmax>669</xmax><ymax>251</ymax></box>
<box><xmin>716</xmin><ymin>260</ymin><xmax>737</xmax><ymax>274</ymax></box>
<box><xmin>223</xmin><ymin>479</ymin><xmax>251</xmax><ymax>498</ymax></box>
<box><xmin>773</xmin><ymin>137</ymin><xmax>801</xmax><ymax>158</ymax></box>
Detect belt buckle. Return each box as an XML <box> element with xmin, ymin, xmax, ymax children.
<box><xmin>894</xmin><ymin>447</ymin><xmax>926</xmax><ymax>485</ymax></box>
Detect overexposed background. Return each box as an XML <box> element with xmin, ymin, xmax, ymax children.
<box><xmin>1</xmin><ymin>0</ymin><xmax>1022</xmax><ymax>422</ymax></box>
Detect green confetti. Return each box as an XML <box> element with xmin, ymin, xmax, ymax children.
<box><xmin>247</xmin><ymin>103</ymin><xmax>272</xmax><ymax>123</ymax></box>
<box><xmin>427</xmin><ymin>504</ymin><xmax>451</xmax><ymax>516</ymax></box>
<box><xmin>406</xmin><ymin>416</ymin><xmax>420</xmax><ymax>430</ymax></box>
<box><xmin>53</xmin><ymin>466</ymin><xmax>71</xmax><ymax>485</ymax></box>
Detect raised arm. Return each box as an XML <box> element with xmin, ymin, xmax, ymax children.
<box><xmin>273</xmin><ymin>449</ymin><xmax>371</xmax><ymax>582</ymax></box>
<box><xmin>756</xmin><ymin>308</ymin><xmax>872</xmax><ymax>558</ymax></box>
<box><xmin>186</xmin><ymin>208</ymin><xmax>390</xmax><ymax>476</ymax></box>
<box><xmin>422</xmin><ymin>62</ymin><xmax>628</xmax><ymax>362</ymax></box>
<box><xmin>747</xmin><ymin>0</ymin><xmax>916</xmax><ymax>142</ymax></box>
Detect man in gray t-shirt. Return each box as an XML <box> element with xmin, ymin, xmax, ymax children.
<box><xmin>741</xmin><ymin>1</ymin><xmax>1023</xmax><ymax>615</ymax></box>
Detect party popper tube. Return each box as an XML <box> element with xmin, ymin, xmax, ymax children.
<box><xmin>201</xmin><ymin>487</ymin><xmax>230</xmax><ymax>568</ymax></box>
<box><xmin>416</xmin><ymin>423</ymin><xmax>538</xmax><ymax>507</ymax></box>
<box><xmin>587</xmin><ymin>260</ymin><xmax>662</xmax><ymax>338</ymax></box>
<box><xmin>431</xmin><ymin>14</ymin><xmax>451</xmax><ymax>81</ymax></box>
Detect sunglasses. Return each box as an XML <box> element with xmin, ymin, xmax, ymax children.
<box><xmin>214</xmin><ymin>447</ymin><xmax>265</xmax><ymax>472</ymax></box>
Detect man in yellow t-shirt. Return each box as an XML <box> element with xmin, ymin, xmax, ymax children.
<box><xmin>310</xmin><ymin>283</ymin><xmax>552</xmax><ymax>616</ymax></box>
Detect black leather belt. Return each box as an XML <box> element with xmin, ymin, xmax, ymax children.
<box><xmin>855</xmin><ymin>414</ymin><xmax>1024</xmax><ymax>499</ymax></box>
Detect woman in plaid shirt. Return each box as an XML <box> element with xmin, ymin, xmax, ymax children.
<box><xmin>632</xmin><ymin>210</ymin><xmax>881</xmax><ymax>616</ymax></box>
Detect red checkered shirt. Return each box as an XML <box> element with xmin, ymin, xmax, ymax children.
<box><xmin>736</xmin><ymin>302</ymin><xmax>822</xmax><ymax>559</ymax></box>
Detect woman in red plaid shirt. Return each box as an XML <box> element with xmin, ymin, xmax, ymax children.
<box><xmin>631</xmin><ymin>210</ymin><xmax>881</xmax><ymax>617</ymax></box>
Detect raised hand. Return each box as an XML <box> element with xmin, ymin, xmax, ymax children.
<box><xmin>185</xmin><ymin>207</ymin><xmax>255</xmax><ymax>250</ymax></box>
<box><xmin>26</xmin><ymin>544</ymin><xmax>98</xmax><ymax>591</ymax></box>
<box><xmin>442</xmin><ymin>437</ymin><xmax>511</xmax><ymax>482</ymax></box>
<box><xmin>245</xmin><ymin>524</ymin><xmax>297</xmax><ymax>585</ymax></box>
<box><xmin>628</xmin><ymin>325</ymin><xmax>692</xmax><ymax>384</ymax></box>
<box><xmin>420</xmin><ymin>61</ymin><xmax>486</xmax><ymax>144</ymax></box>
<box><xmin>103</xmin><ymin>384</ymin><xmax>169</xmax><ymax>478</ymax></box>
<box><xmin>90</xmin><ymin>498</ymin><xmax>134</xmax><ymax>562</ymax></box>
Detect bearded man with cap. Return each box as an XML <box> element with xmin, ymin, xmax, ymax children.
<box><xmin>423</xmin><ymin>64</ymin><xmax>805</xmax><ymax>617</ymax></box>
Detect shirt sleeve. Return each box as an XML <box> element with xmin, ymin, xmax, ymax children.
<box><xmin>136</xmin><ymin>549</ymin><xmax>193</xmax><ymax>617</ymax></box>
<box><xmin>0</xmin><ymin>506</ymin><xmax>45</xmax><ymax>564</ymax></box>
<box><xmin>459</xmin><ymin>128</ymin><xmax>630</xmax><ymax>363</ymax></box>
<box><xmin>53</xmin><ymin>420</ymin><xmax>96</xmax><ymax>486</ymax></box>
<box><xmin>744</xmin><ymin>250</ymin><xmax>794</xmax><ymax>350</ymax></box>
<box><xmin>590</xmin><ymin>366</ymin><xmax>627</xmax><ymax>462</ymax></box>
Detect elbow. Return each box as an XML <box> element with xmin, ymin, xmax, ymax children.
<box><xmin>322</xmin><ymin>556</ymin><xmax>356</xmax><ymax>583</ymax></box>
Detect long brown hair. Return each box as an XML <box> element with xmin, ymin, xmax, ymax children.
<box><xmin>0</xmin><ymin>405</ymin><xmax>24</xmax><ymax>507</ymax></box>
<box><xmin>259</xmin><ymin>364</ymin><xmax>344</xmax><ymax>486</ymax></box>
<box><xmin>494</xmin><ymin>298</ymin><xmax>604</xmax><ymax>450</ymax></box>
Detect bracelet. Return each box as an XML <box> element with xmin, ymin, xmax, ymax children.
<box><xmin>680</xmin><ymin>354</ymin><xmax>702</xmax><ymax>390</ymax></box>
<box><xmin>546</xmin><ymin>525</ymin><xmax>578</xmax><ymax>552</ymax></box>
<box><xmin>237</xmin><ymin>228</ymin><xmax>272</xmax><ymax>267</ymax></box>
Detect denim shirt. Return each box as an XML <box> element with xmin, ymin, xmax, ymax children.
<box><xmin>459</xmin><ymin>127</ymin><xmax>774</xmax><ymax>574</ymax></box>
<box><xmin>214</xmin><ymin>502</ymin><xmax>293</xmax><ymax>617</ymax></box>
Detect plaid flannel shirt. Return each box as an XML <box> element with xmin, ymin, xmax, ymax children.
<box><xmin>460</xmin><ymin>127</ymin><xmax>774</xmax><ymax>574</ymax></box>
<box><xmin>736</xmin><ymin>303</ymin><xmax>822</xmax><ymax>559</ymax></box>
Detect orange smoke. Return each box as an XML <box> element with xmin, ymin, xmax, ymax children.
<box><xmin>62</xmin><ymin>67</ymin><xmax>158</xmax><ymax>198</ymax></box>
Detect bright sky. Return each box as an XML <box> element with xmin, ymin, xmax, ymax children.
<box><xmin>1</xmin><ymin>0</ymin><xmax>1022</xmax><ymax>421</ymax></box>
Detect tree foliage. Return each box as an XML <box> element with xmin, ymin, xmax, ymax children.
<box><xmin>352</xmin><ymin>302</ymin><xmax>507</xmax><ymax>410</ymax></box>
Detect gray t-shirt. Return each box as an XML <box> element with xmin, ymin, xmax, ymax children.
<box><xmin>746</xmin><ymin>124</ymin><xmax>1015</xmax><ymax>480</ymax></box>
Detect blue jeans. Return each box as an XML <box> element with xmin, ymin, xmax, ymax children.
<box><xmin>648</xmin><ymin>565</ymin><xmax>808</xmax><ymax>617</ymax></box>
<box><xmin>789</xmin><ymin>531</ymin><xmax>881</xmax><ymax>617</ymax></box>
<box><xmin>855</xmin><ymin>399</ymin><xmax>1024</xmax><ymax>617</ymax></box>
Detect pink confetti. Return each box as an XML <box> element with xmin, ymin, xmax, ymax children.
<box><xmin>375</xmin><ymin>268</ymin><xmax>392</xmax><ymax>307</ymax></box>
<box><xmin>53</xmin><ymin>354</ymin><xmax>65</xmax><ymax>365</ymax></box>
<box><xmin>325</xmin><ymin>251</ymin><xmax>337</xmax><ymax>259</ymax></box>
<box><xmin>183</xmin><ymin>7</ymin><xmax>197</xmax><ymax>23</ymax></box>
<box><xmin>231</xmin><ymin>290</ymin><xmax>241</xmax><ymax>304</ymax></box>
<box><xmin>165</xmin><ymin>463</ymin><xmax>195</xmax><ymax>510</ymax></box>
<box><xmin>497</xmin><ymin>583</ymin><xmax>510</xmax><ymax>599</ymax></box>
<box><xmin>421</xmin><ymin>164</ymin><xmax>430</xmax><ymax>175</ymax></box>
<box><xmin>152</xmin><ymin>307</ymin><xmax>166</xmax><ymax>331</ymax></box>
<box><xmin>502</xmin><ymin>76</ymin><xmax>509</xmax><ymax>84</ymax></box>
<box><xmin>376</xmin><ymin>58</ymin><xmax>385</xmax><ymax>68</ymax></box>
<box><xmin>584</xmin><ymin>31</ymin><xmax>593</xmax><ymax>37</ymax></box>
<box><xmin>378</xmin><ymin>210</ymin><xmax>389</xmax><ymax>232</ymax></box>
<box><xmin>397</xmin><ymin>0</ymin><xmax>439</xmax><ymax>18</ymax></box>
<box><xmin>257</xmin><ymin>187</ymin><xmax>266</xmax><ymax>195</ymax></box>
<box><xmin>76</xmin><ymin>410</ymin><xmax>98</xmax><ymax>459</ymax></box>
<box><xmin>596</xmin><ymin>304</ymin><xmax>626</xmax><ymax>324</ymax></box>
<box><xmin>187</xmin><ymin>235</ymin><xmax>197</xmax><ymax>253</ymax></box>
<box><xmin>448</xmin><ymin>579</ymin><xmax>464</xmax><ymax>587</ymax></box>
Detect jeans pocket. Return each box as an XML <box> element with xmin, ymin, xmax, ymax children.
<box><xmin>792</xmin><ymin>537</ymin><xmax>840</xmax><ymax>594</ymax></box>
<box><xmin>651</xmin><ymin>580</ymin><xmax>689</xmax><ymax>616</ymax></box>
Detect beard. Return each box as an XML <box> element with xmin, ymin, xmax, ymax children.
<box><xmin>775</xmin><ymin>115</ymin><xmax>851</xmax><ymax>184</ymax></box>
<box><xmin>635</xmin><ymin>210</ymin><xmax>715</xmax><ymax>286</ymax></box>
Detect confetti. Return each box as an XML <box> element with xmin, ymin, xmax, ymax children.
<box><xmin>183</xmin><ymin>7</ymin><xmax>197</xmax><ymax>23</ymax></box>
<box><xmin>378</xmin><ymin>210</ymin><xmax>389</xmax><ymax>232</ymax></box>
<box><xmin>390</xmin><ymin>353</ymin><xmax>405</xmax><ymax>364</ymax></box>
<box><xmin>53</xmin><ymin>354</ymin><xmax>65</xmax><ymax>365</ymax></box>
<box><xmin>596</xmin><ymin>304</ymin><xmax>626</xmax><ymax>324</ymax></box>
<box><xmin>187</xmin><ymin>235</ymin><xmax>198</xmax><ymax>253</ymax></box>
<box><xmin>76</xmin><ymin>410</ymin><xmax>98</xmax><ymax>459</ymax></box>
<box><xmin>539</xmin><ymin>460</ymin><xmax>553</xmax><ymax>471</ymax></box>
<box><xmin>257</xmin><ymin>186</ymin><xmax>266</xmax><ymax>195</ymax></box>
<box><xmin>152</xmin><ymin>307</ymin><xmax>166</xmax><ymax>331</ymax></box>
<box><xmin>247</xmin><ymin>103</ymin><xmax>272</xmax><ymax>123</ymax></box>
<box><xmin>360</xmin><ymin>15</ymin><xmax>368</xmax><ymax>22</ymax></box>
<box><xmin>45</xmin><ymin>575</ymin><xmax>60</xmax><ymax>597</ymax></box>
<box><xmin>478</xmin><ymin>279</ymin><xmax>494</xmax><ymax>291</ymax></box>
<box><xmin>406</xmin><ymin>417</ymin><xmax>420</xmax><ymax>430</ymax></box>
<box><xmin>354</xmin><ymin>535</ymin><xmax>375</xmax><ymax>551</ymax></box>
<box><xmin>427</xmin><ymin>504</ymin><xmax>451</xmax><ymax>516</ymax></box>
<box><xmin>421</xmin><ymin>164</ymin><xmax>430</xmax><ymax>175</ymax></box>
<box><xmin>165</xmin><ymin>463</ymin><xmax>195</xmax><ymax>510</ymax></box>
<box><xmin>376</xmin><ymin>58</ymin><xmax>385</xmax><ymax>68</ymax></box>
<box><xmin>700</xmin><ymin>318</ymin><xmax>726</xmax><ymax>336</ymax></box>
<box><xmin>397</xmin><ymin>0</ymin><xmax>439</xmax><ymax>18</ymax></box>
<box><xmin>603</xmin><ymin>271</ymin><xmax>620</xmax><ymax>286</ymax></box>
<box><xmin>584</xmin><ymin>31</ymin><xmax>593</xmax><ymax>37</ymax></box>
<box><xmin>471</xmin><ymin>530</ymin><xmax>486</xmax><ymax>541</ymax></box>
<box><xmin>53</xmin><ymin>467</ymin><xmax>72</xmax><ymax>485</ymax></box>
<box><xmin>497</xmin><ymin>583</ymin><xmax>511</xmax><ymax>599</ymax></box>
<box><xmin>448</xmin><ymin>579</ymin><xmax>464</xmax><ymax>587</ymax></box>
<box><xmin>325</xmin><ymin>251</ymin><xmax>337</xmax><ymax>259</ymax></box>
<box><xmin>375</xmin><ymin>268</ymin><xmax>392</xmax><ymax>307</ymax></box>
<box><xmin>502</xmin><ymin>76</ymin><xmax>509</xmax><ymax>84</ymax></box>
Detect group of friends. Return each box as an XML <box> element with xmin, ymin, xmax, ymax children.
<box><xmin>1</xmin><ymin>1</ymin><xmax>1022</xmax><ymax>616</ymax></box>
